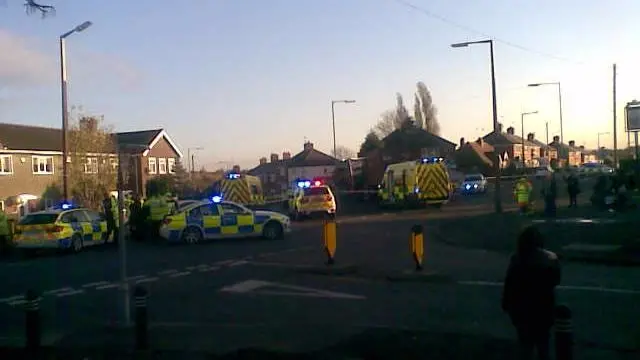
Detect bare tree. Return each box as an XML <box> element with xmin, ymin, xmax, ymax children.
<box><xmin>24</xmin><ymin>0</ymin><xmax>55</xmax><ymax>17</ymax></box>
<box><xmin>67</xmin><ymin>115</ymin><xmax>117</xmax><ymax>209</ymax></box>
<box><xmin>416</xmin><ymin>81</ymin><xmax>440</xmax><ymax>135</ymax></box>
<box><xmin>374</xmin><ymin>110</ymin><xmax>399</xmax><ymax>138</ymax></box>
<box><xmin>413</xmin><ymin>93</ymin><xmax>424</xmax><ymax>129</ymax></box>
<box><xmin>332</xmin><ymin>145</ymin><xmax>356</xmax><ymax>160</ymax></box>
<box><xmin>395</xmin><ymin>93</ymin><xmax>409</xmax><ymax>125</ymax></box>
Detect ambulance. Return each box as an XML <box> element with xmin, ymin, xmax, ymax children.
<box><xmin>378</xmin><ymin>157</ymin><xmax>451</xmax><ymax>208</ymax></box>
<box><xmin>211</xmin><ymin>173</ymin><xmax>265</xmax><ymax>206</ymax></box>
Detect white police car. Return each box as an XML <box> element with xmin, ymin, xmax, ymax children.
<box><xmin>461</xmin><ymin>174</ymin><xmax>487</xmax><ymax>194</ymax></box>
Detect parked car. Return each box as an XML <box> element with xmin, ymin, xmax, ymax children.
<box><xmin>460</xmin><ymin>174</ymin><xmax>488</xmax><ymax>194</ymax></box>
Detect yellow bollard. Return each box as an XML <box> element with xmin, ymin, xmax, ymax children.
<box><xmin>410</xmin><ymin>224</ymin><xmax>424</xmax><ymax>271</ymax></box>
<box><xmin>323</xmin><ymin>220</ymin><xmax>337</xmax><ymax>265</ymax></box>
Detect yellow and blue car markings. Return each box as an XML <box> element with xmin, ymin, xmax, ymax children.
<box><xmin>14</xmin><ymin>209</ymin><xmax>107</xmax><ymax>250</ymax></box>
<box><xmin>162</xmin><ymin>202</ymin><xmax>287</xmax><ymax>243</ymax></box>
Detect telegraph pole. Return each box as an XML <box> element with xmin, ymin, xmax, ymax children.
<box><xmin>613</xmin><ymin>64</ymin><xmax>618</xmax><ymax>168</ymax></box>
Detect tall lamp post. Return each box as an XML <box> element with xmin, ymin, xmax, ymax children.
<box><xmin>528</xmin><ymin>82</ymin><xmax>564</xmax><ymax>144</ymax></box>
<box><xmin>187</xmin><ymin>147</ymin><xmax>204</xmax><ymax>173</ymax></box>
<box><xmin>451</xmin><ymin>39</ymin><xmax>501</xmax><ymax>213</ymax></box>
<box><xmin>331</xmin><ymin>100</ymin><xmax>356</xmax><ymax>158</ymax></box>
<box><xmin>60</xmin><ymin>21</ymin><xmax>93</xmax><ymax>201</ymax></box>
<box><xmin>520</xmin><ymin>111</ymin><xmax>539</xmax><ymax>167</ymax></box>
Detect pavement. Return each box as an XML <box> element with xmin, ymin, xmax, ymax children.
<box><xmin>0</xmin><ymin>179</ymin><xmax>637</xmax><ymax>358</ymax></box>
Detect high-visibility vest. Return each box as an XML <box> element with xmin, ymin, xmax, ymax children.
<box><xmin>514</xmin><ymin>181</ymin><xmax>530</xmax><ymax>204</ymax></box>
<box><xmin>146</xmin><ymin>197</ymin><xmax>169</xmax><ymax>221</ymax></box>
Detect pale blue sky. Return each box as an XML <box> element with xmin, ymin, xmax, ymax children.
<box><xmin>1</xmin><ymin>0</ymin><xmax>640</xmax><ymax>169</ymax></box>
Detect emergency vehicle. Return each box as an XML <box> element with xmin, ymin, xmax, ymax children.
<box><xmin>13</xmin><ymin>204</ymin><xmax>110</xmax><ymax>253</ymax></box>
<box><xmin>378</xmin><ymin>157</ymin><xmax>451</xmax><ymax>208</ymax></box>
<box><xmin>159</xmin><ymin>197</ymin><xmax>290</xmax><ymax>243</ymax></box>
<box><xmin>211</xmin><ymin>173</ymin><xmax>265</xmax><ymax>206</ymax></box>
<box><xmin>288</xmin><ymin>178</ymin><xmax>337</xmax><ymax>220</ymax></box>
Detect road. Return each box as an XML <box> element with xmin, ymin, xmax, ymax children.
<box><xmin>1</xmin><ymin>182</ymin><xmax>637</xmax><ymax>358</ymax></box>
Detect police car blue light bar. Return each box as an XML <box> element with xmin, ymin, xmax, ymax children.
<box><xmin>228</xmin><ymin>173</ymin><xmax>241</xmax><ymax>179</ymax></box>
<box><xmin>61</xmin><ymin>203</ymin><xmax>72</xmax><ymax>210</ymax></box>
<box><xmin>211</xmin><ymin>196</ymin><xmax>222</xmax><ymax>203</ymax></box>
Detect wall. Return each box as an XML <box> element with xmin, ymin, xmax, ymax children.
<box><xmin>141</xmin><ymin>136</ymin><xmax>180</xmax><ymax>196</ymax></box>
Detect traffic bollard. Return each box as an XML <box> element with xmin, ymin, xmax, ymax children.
<box><xmin>323</xmin><ymin>220</ymin><xmax>337</xmax><ymax>265</ymax></box>
<box><xmin>410</xmin><ymin>225</ymin><xmax>424</xmax><ymax>271</ymax></box>
<box><xmin>134</xmin><ymin>286</ymin><xmax>149</xmax><ymax>350</ymax></box>
<box><xmin>554</xmin><ymin>304</ymin><xmax>573</xmax><ymax>360</ymax></box>
<box><xmin>24</xmin><ymin>289</ymin><xmax>41</xmax><ymax>351</ymax></box>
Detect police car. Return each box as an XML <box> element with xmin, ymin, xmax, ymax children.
<box><xmin>460</xmin><ymin>173</ymin><xmax>488</xmax><ymax>194</ymax></box>
<box><xmin>159</xmin><ymin>197</ymin><xmax>290</xmax><ymax>244</ymax></box>
<box><xmin>289</xmin><ymin>179</ymin><xmax>337</xmax><ymax>220</ymax></box>
<box><xmin>13</xmin><ymin>204</ymin><xmax>110</xmax><ymax>253</ymax></box>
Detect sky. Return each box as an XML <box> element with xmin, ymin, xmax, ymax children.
<box><xmin>1</xmin><ymin>0</ymin><xmax>640</xmax><ymax>170</ymax></box>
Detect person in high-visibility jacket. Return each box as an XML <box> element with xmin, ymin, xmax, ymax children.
<box><xmin>0</xmin><ymin>208</ymin><xmax>10</xmax><ymax>256</ymax></box>
<box><xmin>514</xmin><ymin>177</ymin><xmax>533</xmax><ymax>214</ymax></box>
<box><xmin>144</xmin><ymin>194</ymin><xmax>170</xmax><ymax>240</ymax></box>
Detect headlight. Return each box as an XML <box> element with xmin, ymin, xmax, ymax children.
<box><xmin>464</xmin><ymin>184</ymin><xmax>471</xmax><ymax>190</ymax></box>
<box><xmin>473</xmin><ymin>184</ymin><xmax>478</xmax><ymax>188</ymax></box>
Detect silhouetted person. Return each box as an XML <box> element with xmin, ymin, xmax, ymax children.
<box><xmin>566</xmin><ymin>173</ymin><xmax>579</xmax><ymax>207</ymax></box>
<box><xmin>502</xmin><ymin>226</ymin><xmax>561</xmax><ymax>360</ymax></box>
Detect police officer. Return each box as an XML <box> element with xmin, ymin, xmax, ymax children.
<box><xmin>514</xmin><ymin>177</ymin><xmax>532</xmax><ymax>214</ymax></box>
<box><xmin>102</xmin><ymin>192</ymin><xmax>118</xmax><ymax>245</ymax></box>
<box><xmin>0</xmin><ymin>208</ymin><xmax>11</xmax><ymax>256</ymax></box>
<box><xmin>143</xmin><ymin>193</ymin><xmax>170</xmax><ymax>240</ymax></box>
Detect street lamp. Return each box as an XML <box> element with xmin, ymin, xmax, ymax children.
<box><xmin>61</xmin><ymin>21</ymin><xmax>93</xmax><ymax>201</ymax></box>
<box><xmin>520</xmin><ymin>111</ymin><xmax>539</xmax><ymax>167</ymax></box>
<box><xmin>528</xmin><ymin>82</ymin><xmax>564</xmax><ymax>144</ymax></box>
<box><xmin>597</xmin><ymin>132</ymin><xmax>610</xmax><ymax>153</ymax></box>
<box><xmin>451</xmin><ymin>39</ymin><xmax>501</xmax><ymax>213</ymax></box>
<box><xmin>331</xmin><ymin>100</ymin><xmax>356</xmax><ymax>158</ymax></box>
<box><xmin>115</xmin><ymin>142</ymin><xmax>149</xmax><ymax>327</ymax></box>
<box><xmin>187</xmin><ymin>147</ymin><xmax>204</xmax><ymax>173</ymax></box>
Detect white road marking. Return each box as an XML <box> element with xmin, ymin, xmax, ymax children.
<box><xmin>458</xmin><ymin>281</ymin><xmax>640</xmax><ymax>295</ymax></box>
<box><xmin>44</xmin><ymin>287</ymin><xmax>73</xmax><ymax>295</ymax></box>
<box><xmin>8</xmin><ymin>299</ymin><xmax>28</xmax><ymax>307</ymax></box>
<box><xmin>56</xmin><ymin>289</ymin><xmax>85</xmax><ymax>297</ymax></box>
<box><xmin>219</xmin><ymin>279</ymin><xmax>366</xmax><ymax>300</ymax></box>
<box><xmin>158</xmin><ymin>269</ymin><xmax>179</xmax><ymax>276</ymax></box>
<box><xmin>135</xmin><ymin>277</ymin><xmax>159</xmax><ymax>284</ymax></box>
<box><xmin>96</xmin><ymin>283</ymin><xmax>119</xmax><ymax>290</ymax></box>
<box><xmin>82</xmin><ymin>281</ymin><xmax>110</xmax><ymax>288</ymax></box>
<box><xmin>126</xmin><ymin>275</ymin><xmax>147</xmax><ymax>281</ymax></box>
<box><xmin>169</xmin><ymin>271</ymin><xmax>191</xmax><ymax>278</ymax></box>
<box><xmin>186</xmin><ymin>266</ymin><xmax>197</xmax><ymax>271</ymax></box>
<box><xmin>198</xmin><ymin>266</ymin><xmax>220</xmax><ymax>272</ymax></box>
<box><xmin>228</xmin><ymin>260</ymin><xmax>249</xmax><ymax>267</ymax></box>
<box><xmin>0</xmin><ymin>295</ymin><xmax>25</xmax><ymax>303</ymax></box>
<box><xmin>213</xmin><ymin>260</ymin><xmax>235</xmax><ymax>266</ymax></box>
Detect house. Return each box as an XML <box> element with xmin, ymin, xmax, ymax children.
<box><xmin>286</xmin><ymin>141</ymin><xmax>341</xmax><ymax>184</ymax></box>
<box><xmin>525</xmin><ymin>133</ymin><xmax>558</xmax><ymax>167</ymax></box>
<box><xmin>0</xmin><ymin>122</ymin><xmax>182</xmax><ymax>215</ymax></box>
<box><xmin>548</xmin><ymin>136</ymin><xmax>582</xmax><ymax>167</ymax></box>
<box><xmin>454</xmin><ymin>137</ymin><xmax>496</xmax><ymax>175</ymax></box>
<box><xmin>247</xmin><ymin>152</ymin><xmax>291</xmax><ymax>196</ymax></box>
<box><xmin>360</xmin><ymin>125</ymin><xmax>457</xmax><ymax>185</ymax></box>
<box><xmin>482</xmin><ymin>125</ymin><xmax>540</xmax><ymax>167</ymax></box>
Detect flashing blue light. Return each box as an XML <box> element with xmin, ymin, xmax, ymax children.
<box><xmin>212</xmin><ymin>196</ymin><xmax>222</xmax><ymax>203</ymax></box>
<box><xmin>296</xmin><ymin>180</ymin><xmax>312</xmax><ymax>188</ymax></box>
<box><xmin>297</xmin><ymin>181</ymin><xmax>306</xmax><ymax>188</ymax></box>
<box><xmin>228</xmin><ymin>173</ymin><xmax>241</xmax><ymax>180</ymax></box>
<box><xmin>61</xmin><ymin>203</ymin><xmax>72</xmax><ymax>210</ymax></box>
<box><xmin>465</xmin><ymin>184</ymin><xmax>471</xmax><ymax>190</ymax></box>
<box><xmin>305</xmin><ymin>181</ymin><xmax>311</xmax><ymax>188</ymax></box>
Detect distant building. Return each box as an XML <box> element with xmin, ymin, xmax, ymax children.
<box><xmin>482</xmin><ymin>125</ymin><xmax>540</xmax><ymax>168</ymax></box>
<box><xmin>548</xmin><ymin>136</ymin><xmax>582</xmax><ymax>167</ymax></box>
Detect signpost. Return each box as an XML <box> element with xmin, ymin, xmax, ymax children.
<box><xmin>625</xmin><ymin>100</ymin><xmax>640</xmax><ymax>161</ymax></box>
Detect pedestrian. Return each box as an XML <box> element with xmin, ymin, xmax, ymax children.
<box><xmin>102</xmin><ymin>192</ymin><xmax>117</xmax><ymax>245</ymax></box>
<box><xmin>541</xmin><ymin>173</ymin><xmax>557</xmax><ymax>217</ymax></box>
<box><xmin>566</xmin><ymin>172</ymin><xmax>580</xmax><ymax>208</ymax></box>
<box><xmin>0</xmin><ymin>208</ymin><xmax>10</xmax><ymax>257</ymax></box>
<box><xmin>502</xmin><ymin>226</ymin><xmax>561</xmax><ymax>360</ymax></box>
<box><xmin>129</xmin><ymin>193</ymin><xmax>142</xmax><ymax>241</ymax></box>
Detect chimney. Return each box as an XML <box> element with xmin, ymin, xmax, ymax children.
<box><xmin>282</xmin><ymin>151</ymin><xmax>291</xmax><ymax>160</ymax></box>
<box><xmin>303</xmin><ymin>141</ymin><xmax>314</xmax><ymax>151</ymax></box>
<box><xmin>568</xmin><ymin>140</ymin><xmax>575</xmax><ymax>147</ymax></box>
<box><xmin>579</xmin><ymin>145</ymin><xmax>585</xmax><ymax>150</ymax></box>
<box><xmin>270</xmin><ymin>153</ymin><xmax>279</xmax><ymax>162</ymax></box>
<box><xmin>232</xmin><ymin>165</ymin><xmax>240</xmax><ymax>173</ymax></box>
<box><xmin>476</xmin><ymin>137</ymin><xmax>484</xmax><ymax>147</ymax></box>
<box><xmin>527</xmin><ymin>133</ymin><xmax>534</xmax><ymax>141</ymax></box>
<box><xmin>497</xmin><ymin>123</ymin><xmax>503</xmax><ymax>133</ymax></box>
<box><xmin>459</xmin><ymin>137</ymin><xmax>465</xmax><ymax>147</ymax></box>
<box><xmin>506</xmin><ymin>126</ymin><xmax>515</xmax><ymax>135</ymax></box>
<box><xmin>553</xmin><ymin>135</ymin><xmax>560</xmax><ymax>143</ymax></box>
<box><xmin>259</xmin><ymin>157</ymin><xmax>267</xmax><ymax>165</ymax></box>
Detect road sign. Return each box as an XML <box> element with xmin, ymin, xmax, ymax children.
<box><xmin>410</xmin><ymin>225</ymin><xmax>424</xmax><ymax>270</ymax></box>
<box><xmin>323</xmin><ymin>220</ymin><xmax>337</xmax><ymax>264</ymax></box>
<box><xmin>626</xmin><ymin>101</ymin><xmax>640</xmax><ymax>131</ymax></box>
<box><xmin>219</xmin><ymin>280</ymin><xmax>365</xmax><ymax>299</ymax></box>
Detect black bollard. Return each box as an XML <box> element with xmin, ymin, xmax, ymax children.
<box><xmin>134</xmin><ymin>286</ymin><xmax>149</xmax><ymax>350</ymax></box>
<box><xmin>24</xmin><ymin>290</ymin><xmax>41</xmax><ymax>351</ymax></box>
<box><xmin>555</xmin><ymin>305</ymin><xmax>573</xmax><ymax>360</ymax></box>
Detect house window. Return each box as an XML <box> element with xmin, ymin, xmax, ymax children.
<box><xmin>0</xmin><ymin>155</ymin><xmax>13</xmax><ymax>174</ymax></box>
<box><xmin>158</xmin><ymin>158</ymin><xmax>167</xmax><ymax>174</ymax></box>
<box><xmin>32</xmin><ymin>156</ymin><xmax>54</xmax><ymax>174</ymax></box>
<box><xmin>84</xmin><ymin>157</ymin><xmax>99</xmax><ymax>174</ymax></box>
<box><xmin>148</xmin><ymin>157</ymin><xmax>157</xmax><ymax>174</ymax></box>
<box><xmin>168</xmin><ymin>158</ymin><xmax>175</xmax><ymax>173</ymax></box>
<box><xmin>110</xmin><ymin>158</ymin><xmax>118</xmax><ymax>171</ymax></box>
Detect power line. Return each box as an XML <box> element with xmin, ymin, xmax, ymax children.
<box><xmin>391</xmin><ymin>0</ymin><xmax>584</xmax><ymax>65</ymax></box>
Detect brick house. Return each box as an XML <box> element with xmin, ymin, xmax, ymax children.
<box><xmin>548</xmin><ymin>136</ymin><xmax>582</xmax><ymax>167</ymax></box>
<box><xmin>246</xmin><ymin>152</ymin><xmax>291</xmax><ymax>197</ymax></box>
<box><xmin>482</xmin><ymin>125</ymin><xmax>540</xmax><ymax>168</ymax></box>
<box><xmin>454</xmin><ymin>137</ymin><xmax>496</xmax><ymax>175</ymax></box>
<box><xmin>525</xmin><ymin>133</ymin><xmax>558</xmax><ymax>167</ymax></box>
<box><xmin>0</xmin><ymin>123</ymin><xmax>182</xmax><ymax>215</ymax></box>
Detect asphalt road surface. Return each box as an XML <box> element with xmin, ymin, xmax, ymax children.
<box><xmin>0</xmin><ymin>191</ymin><xmax>637</xmax><ymax>358</ymax></box>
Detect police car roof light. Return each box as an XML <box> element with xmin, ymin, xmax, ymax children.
<box><xmin>212</xmin><ymin>196</ymin><xmax>222</xmax><ymax>203</ymax></box>
<box><xmin>313</xmin><ymin>180</ymin><xmax>322</xmax><ymax>187</ymax></box>
<box><xmin>228</xmin><ymin>173</ymin><xmax>241</xmax><ymax>179</ymax></box>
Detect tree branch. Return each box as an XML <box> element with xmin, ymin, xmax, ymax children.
<box><xmin>25</xmin><ymin>0</ymin><xmax>55</xmax><ymax>18</ymax></box>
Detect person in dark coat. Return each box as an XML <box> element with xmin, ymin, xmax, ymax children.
<box><xmin>129</xmin><ymin>193</ymin><xmax>142</xmax><ymax>241</ymax></box>
<box><xmin>566</xmin><ymin>172</ymin><xmax>580</xmax><ymax>207</ymax></box>
<box><xmin>502</xmin><ymin>226</ymin><xmax>561</xmax><ymax>360</ymax></box>
<box><xmin>102</xmin><ymin>192</ymin><xmax>117</xmax><ymax>245</ymax></box>
<box><xmin>541</xmin><ymin>173</ymin><xmax>557</xmax><ymax>217</ymax></box>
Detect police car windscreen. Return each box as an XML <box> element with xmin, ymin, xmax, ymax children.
<box><xmin>304</xmin><ymin>187</ymin><xmax>329</xmax><ymax>196</ymax></box>
<box><xmin>464</xmin><ymin>175</ymin><xmax>483</xmax><ymax>182</ymax></box>
<box><xmin>19</xmin><ymin>213</ymin><xmax>58</xmax><ymax>225</ymax></box>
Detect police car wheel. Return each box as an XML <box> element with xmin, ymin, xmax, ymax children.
<box><xmin>182</xmin><ymin>226</ymin><xmax>202</xmax><ymax>244</ymax></box>
<box><xmin>71</xmin><ymin>235</ymin><xmax>83</xmax><ymax>253</ymax></box>
<box><xmin>263</xmin><ymin>222</ymin><xmax>283</xmax><ymax>240</ymax></box>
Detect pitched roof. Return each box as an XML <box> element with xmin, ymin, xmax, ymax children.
<box><xmin>0</xmin><ymin>123</ymin><xmax>62</xmax><ymax>151</ymax></box>
<box><xmin>247</xmin><ymin>159</ymin><xmax>290</xmax><ymax>175</ymax></box>
<box><xmin>456</xmin><ymin>141</ymin><xmax>494</xmax><ymax>166</ymax></box>
<box><xmin>383</xmin><ymin>127</ymin><xmax>456</xmax><ymax>150</ymax></box>
<box><xmin>288</xmin><ymin>147</ymin><xmax>340</xmax><ymax>168</ymax></box>
<box><xmin>0</xmin><ymin>123</ymin><xmax>182</xmax><ymax>157</ymax></box>
<box><xmin>482</xmin><ymin>131</ymin><xmax>537</xmax><ymax>146</ymax></box>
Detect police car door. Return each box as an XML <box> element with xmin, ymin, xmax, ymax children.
<box><xmin>217</xmin><ymin>202</ymin><xmax>254</xmax><ymax>237</ymax></box>
<box><xmin>83</xmin><ymin>210</ymin><xmax>108</xmax><ymax>243</ymax></box>
<box><xmin>187</xmin><ymin>204</ymin><xmax>221</xmax><ymax>240</ymax></box>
